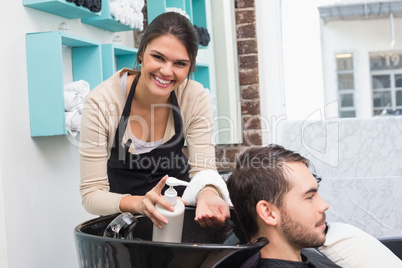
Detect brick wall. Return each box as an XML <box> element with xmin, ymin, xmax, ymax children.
<box><xmin>215</xmin><ymin>0</ymin><xmax>262</xmax><ymax>171</ymax></box>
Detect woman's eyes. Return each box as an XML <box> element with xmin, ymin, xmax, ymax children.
<box><xmin>151</xmin><ymin>54</ymin><xmax>188</xmax><ymax>67</ymax></box>
<box><xmin>175</xmin><ymin>62</ymin><xmax>188</xmax><ymax>67</ymax></box>
<box><xmin>151</xmin><ymin>54</ymin><xmax>163</xmax><ymax>60</ymax></box>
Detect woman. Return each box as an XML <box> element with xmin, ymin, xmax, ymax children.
<box><xmin>79</xmin><ymin>12</ymin><xmax>231</xmax><ymax>229</ymax></box>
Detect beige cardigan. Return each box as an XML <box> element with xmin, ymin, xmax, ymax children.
<box><xmin>79</xmin><ymin>69</ymin><xmax>229</xmax><ymax>216</ymax></box>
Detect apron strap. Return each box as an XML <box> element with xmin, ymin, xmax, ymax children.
<box><xmin>116</xmin><ymin>73</ymin><xmax>141</xmax><ymax>144</ymax></box>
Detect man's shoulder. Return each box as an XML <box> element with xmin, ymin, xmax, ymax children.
<box><xmin>256</xmin><ymin>257</ymin><xmax>307</xmax><ymax>267</ymax></box>
<box><xmin>252</xmin><ymin>249</ymin><xmax>341</xmax><ymax>268</ymax></box>
<box><xmin>301</xmin><ymin>248</ymin><xmax>342</xmax><ymax>268</ymax></box>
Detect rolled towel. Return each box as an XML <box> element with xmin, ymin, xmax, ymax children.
<box><xmin>64</xmin><ymin>91</ymin><xmax>82</xmax><ymax>112</ymax></box>
<box><xmin>130</xmin><ymin>0</ymin><xmax>144</xmax><ymax>11</ymax></box>
<box><xmin>65</xmin><ymin>110</ymin><xmax>81</xmax><ymax>137</ymax></box>
<box><xmin>75</xmin><ymin>0</ymin><xmax>85</xmax><ymax>6</ymax></box>
<box><xmin>90</xmin><ymin>0</ymin><xmax>101</xmax><ymax>12</ymax></box>
<box><xmin>64</xmin><ymin>80</ymin><xmax>90</xmax><ymax>96</ymax></box>
<box><xmin>109</xmin><ymin>2</ymin><xmax>120</xmax><ymax>21</ymax></box>
<box><xmin>194</xmin><ymin>25</ymin><xmax>210</xmax><ymax>46</ymax></box>
<box><xmin>83</xmin><ymin>0</ymin><xmax>93</xmax><ymax>9</ymax></box>
<box><xmin>166</xmin><ymin>7</ymin><xmax>190</xmax><ymax>20</ymax></box>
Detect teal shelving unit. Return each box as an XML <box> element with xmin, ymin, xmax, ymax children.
<box><xmin>191</xmin><ymin>0</ymin><xmax>207</xmax><ymax>29</ymax></box>
<box><xmin>194</xmin><ymin>63</ymin><xmax>210</xmax><ymax>89</ymax></box>
<box><xmin>23</xmin><ymin>0</ymin><xmax>100</xmax><ymax>19</ymax></box>
<box><xmin>101</xmin><ymin>44</ymin><xmax>138</xmax><ymax>80</ymax></box>
<box><xmin>26</xmin><ymin>31</ymin><xmax>103</xmax><ymax>137</ymax></box>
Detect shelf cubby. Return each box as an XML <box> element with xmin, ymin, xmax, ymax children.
<box><xmin>101</xmin><ymin>44</ymin><xmax>138</xmax><ymax>80</ymax></box>
<box><xmin>26</xmin><ymin>31</ymin><xmax>102</xmax><ymax>137</ymax></box>
<box><xmin>23</xmin><ymin>0</ymin><xmax>100</xmax><ymax>19</ymax></box>
<box><xmin>81</xmin><ymin>0</ymin><xmax>137</xmax><ymax>32</ymax></box>
<box><xmin>194</xmin><ymin>64</ymin><xmax>210</xmax><ymax>89</ymax></box>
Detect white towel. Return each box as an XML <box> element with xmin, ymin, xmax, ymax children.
<box><xmin>65</xmin><ymin>110</ymin><xmax>81</xmax><ymax>137</ymax></box>
<box><xmin>109</xmin><ymin>0</ymin><xmax>144</xmax><ymax>30</ymax></box>
<box><xmin>182</xmin><ymin>169</ymin><xmax>233</xmax><ymax>206</ymax></box>
<box><xmin>64</xmin><ymin>80</ymin><xmax>89</xmax><ymax>135</ymax></box>
<box><xmin>64</xmin><ymin>91</ymin><xmax>84</xmax><ymax>112</ymax></box>
<box><xmin>64</xmin><ymin>80</ymin><xmax>90</xmax><ymax>96</ymax></box>
<box><xmin>166</xmin><ymin>7</ymin><xmax>190</xmax><ymax>20</ymax></box>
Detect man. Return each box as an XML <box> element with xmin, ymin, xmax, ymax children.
<box><xmin>227</xmin><ymin>144</ymin><xmax>341</xmax><ymax>267</ymax></box>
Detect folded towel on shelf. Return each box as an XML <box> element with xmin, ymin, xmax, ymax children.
<box><xmin>109</xmin><ymin>0</ymin><xmax>144</xmax><ymax>30</ymax></box>
<box><xmin>194</xmin><ymin>25</ymin><xmax>210</xmax><ymax>46</ymax></box>
<box><xmin>64</xmin><ymin>80</ymin><xmax>90</xmax><ymax>96</ymax></box>
<box><xmin>75</xmin><ymin>0</ymin><xmax>85</xmax><ymax>6</ymax></box>
<box><xmin>90</xmin><ymin>0</ymin><xmax>101</xmax><ymax>12</ymax></box>
<box><xmin>64</xmin><ymin>80</ymin><xmax>89</xmax><ymax>136</ymax></box>
<box><xmin>166</xmin><ymin>7</ymin><xmax>190</xmax><ymax>20</ymax></box>
<box><xmin>83</xmin><ymin>0</ymin><xmax>93</xmax><ymax>9</ymax></box>
<box><xmin>65</xmin><ymin>110</ymin><xmax>81</xmax><ymax>137</ymax></box>
<box><xmin>64</xmin><ymin>91</ymin><xmax>84</xmax><ymax>113</ymax></box>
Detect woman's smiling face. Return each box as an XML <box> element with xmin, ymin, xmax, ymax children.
<box><xmin>139</xmin><ymin>34</ymin><xmax>191</xmax><ymax>100</ymax></box>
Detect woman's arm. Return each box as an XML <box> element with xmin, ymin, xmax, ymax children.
<box><xmin>79</xmin><ymin>94</ymin><xmax>126</xmax><ymax>216</ymax></box>
<box><xmin>179</xmin><ymin>81</ymin><xmax>231</xmax><ymax>227</ymax></box>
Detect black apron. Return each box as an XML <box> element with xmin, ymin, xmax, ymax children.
<box><xmin>107</xmin><ymin>73</ymin><xmax>190</xmax><ymax>196</ymax></box>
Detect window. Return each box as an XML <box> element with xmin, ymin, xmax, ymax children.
<box><xmin>336</xmin><ymin>53</ymin><xmax>356</xmax><ymax>118</ymax></box>
<box><xmin>370</xmin><ymin>52</ymin><xmax>402</xmax><ymax>116</ymax></box>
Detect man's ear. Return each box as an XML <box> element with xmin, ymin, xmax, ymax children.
<box><xmin>256</xmin><ymin>200</ymin><xmax>279</xmax><ymax>226</ymax></box>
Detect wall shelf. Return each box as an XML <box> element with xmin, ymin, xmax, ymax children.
<box><xmin>194</xmin><ymin>63</ymin><xmax>210</xmax><ymax>89</ymax></box>
<box><xmin>26</xmin><ymin>31</ymin><xmax>103</xmax><ymax>137</ymax></box>
<box><xmin>23</xmin><ymin>0</ymin><xmax>100</xmax><ymax>19</ymax></box>
<box><xmin>81</xmin><ymin>0</ymin><xmax>137</xmax><ymax>32</ymax></box>
<box><xmin>101</xmin><ymin>44</ymin><xmax>138</xmax><ymax>80</ymax></box>
<box><xmin>148</xmin><ymin>0</ymin><xmax>206</xmax><ymax>28</ymax></box>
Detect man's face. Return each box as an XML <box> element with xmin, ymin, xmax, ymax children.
<box><xmin>278</xmin><ymin>162</ymin><xmax>329</xmax><ymax>249</ymax></box>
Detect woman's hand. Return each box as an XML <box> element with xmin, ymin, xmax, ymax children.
<box><xmin>140</xmin><ymin>175</ymin><xmax>177</xmax><ymax>229</ymax></box>
<box><xmin>120</xmin><ymin>175</ymin><xmax>176</xmax><ymax>229</ymax></box>
<box><xmin>194</xmin><ymin>189</ymin><xmax>230</xmax><ymax>228</ymax></box>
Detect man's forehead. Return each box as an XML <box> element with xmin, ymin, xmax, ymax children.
<box><xmin>284</xmin><ymin>162</ymin><xmax>317</xmax><ymax>191</ymax></box>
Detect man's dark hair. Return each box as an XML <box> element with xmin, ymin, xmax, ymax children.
<box><xmin>227</xmin><ymin>144</ymin><xmax>310</xmax><ymax>241</ymax></box>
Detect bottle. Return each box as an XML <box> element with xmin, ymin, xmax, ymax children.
<box><xmin>152</xmin><ymin>177</ymin><xmax>189</xmax><ymax>243</ymax></box>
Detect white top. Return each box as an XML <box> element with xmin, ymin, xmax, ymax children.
<box><xmin>120</xmin><ymin>71</ymin><xmax>163</xmax><ymax>154</ymax></box>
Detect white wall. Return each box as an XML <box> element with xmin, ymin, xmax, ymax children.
<box><xmin>256</xmin><ymin>0</ymin><xmax>326</xmax><ymax>145</ymax></box>
<box><xmin>1</xmin><ymin>2</ymin><xmax>134</xmax><ymax>267</ymax></box>
<box><xmin>255</xmin><ymin>0</ymin><xmax>287</xmax><ymax>145</ymax></box>
<box><xmin>321</xmin><ymin>17</ymin><xmax>402</xmax><ymax>117</ymax></box>
<box><xmin>286</xmin><ymin>117</ymin><xmax>402</xmax><ymax>238</ymax></box>
<box><xmin>281</xmin><ymin>0</ymin><xmax>326</xmax><ymax>121</ymax></box>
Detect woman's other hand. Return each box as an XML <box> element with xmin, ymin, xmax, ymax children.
<box><xmin>194</xmin><ymin>189</ymin><xmax>230</xmax><ymax>228</ymax></box>
<box><xmin>120</xmin><ymin>175</ymin><xmax>174</xmax><ymax>229</ymax></box>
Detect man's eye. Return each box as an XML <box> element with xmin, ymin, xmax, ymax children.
<box><xmin>307</xmin><ymin>195</ymin><xmax>314</xmax><ymax>200</ymax></box>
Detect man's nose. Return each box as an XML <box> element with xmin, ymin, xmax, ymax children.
<box><xmin>318</xmin><ymin>195</ymin><xmax>329</xmax><ymax>213</ymax></box>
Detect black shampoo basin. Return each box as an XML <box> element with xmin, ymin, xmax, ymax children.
<box><xmin>74</xmin><ymin>207</ymin><xmax>267</xmax><ymax>268</ymax></box>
